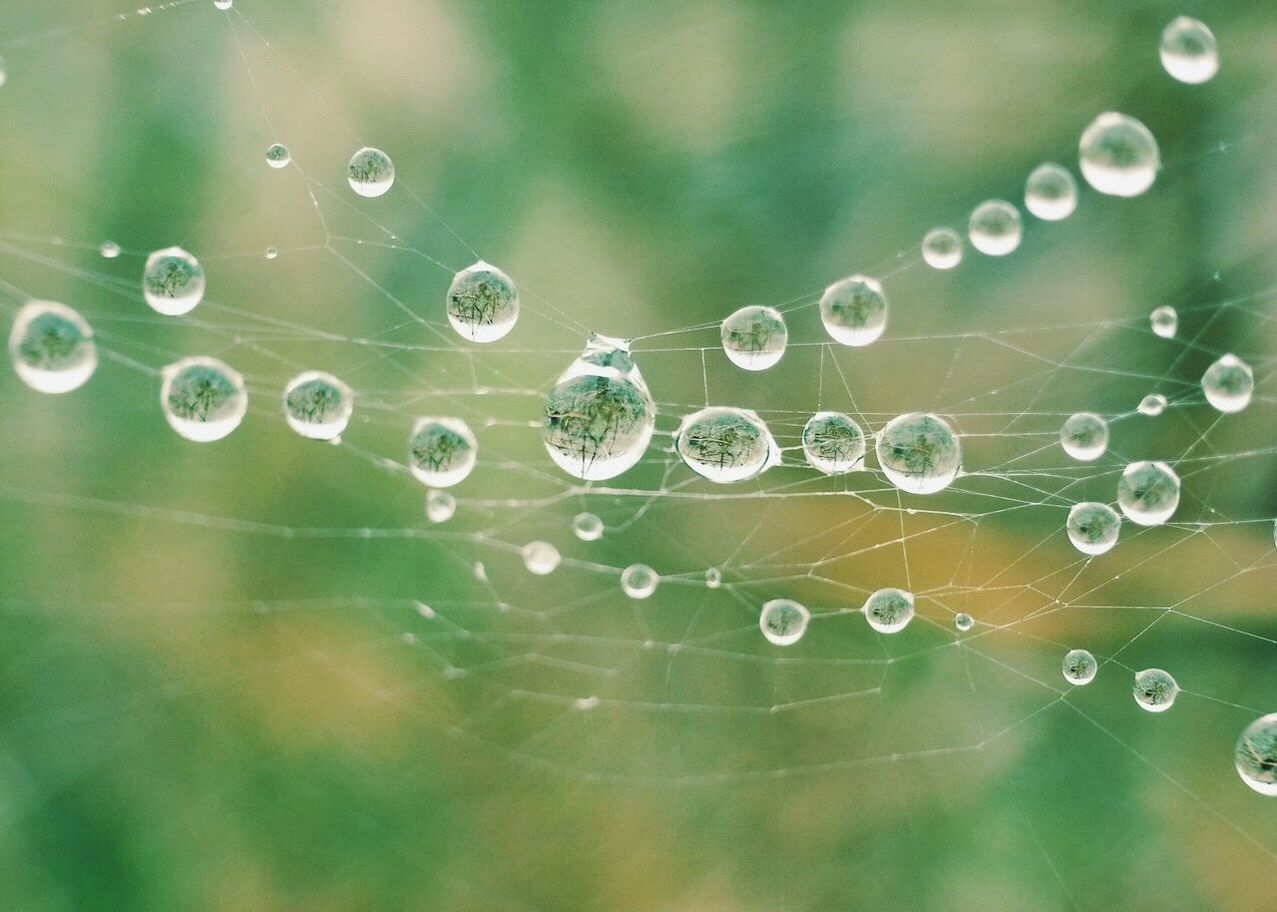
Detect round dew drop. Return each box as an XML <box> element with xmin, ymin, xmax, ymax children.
<box><xmin>543</xmin><ymin>334</ymin><xmax>655</xmax><ymax>481</ymax></box>
<box><xmin>408</xmin><ymin>416</ymin><xmax>477</xmax><ymax>488</ymax></box>
<box><xmin>621</xmin><ymin>563</ymin><xmax>659</xmax><ymax>599</ymax></box>
<box><xmin>704</xmin><ymin>567</ymin><xmax>722</xmax><ymax>589</ymax></box>
<box><xmin>1116</xmin><ymin>460</ymin><xmax>1180</xmax><ymax>527</ymax></box>
<box><xmin>264</xmin><ymin>247</ymin><xmax>279</xmax><ymax>261</ymax></box>
<box><xmin>9</xmin><ymin>301</ymin><xmax>97</xmax><ymax>394</ymax></box>
<box><xmin>1024</xmin><ymin>163</ymin><xmax>1078</xmax><ymax>221</ymax></box>
<box><xmin>921</xmin><ymin>227</ymin><xmax>963</xmax><ymax>270</ymax></box>
<box><xmin>1060</xmin><ymin>411</ymin><xmax>1108</xmax><ymax>462</ymax></box>
<box><xmin>720</xmin><ymin>305</ymin><xmax>787</xmax><ymax>371</ymax></box>
<box><xmin>213</xmin><ymin>0</ymin><xmax>231</xmax><ymax>9</ymax></box>
<box><xmin>571</xmin><ymin>511</ymin><xmax>603</xmax><ymax>541</ymax></box>
<box><xmin>161</xmin><ymin>356</ymin><xmax>247</xmax><ymax>442</ymax></box>
<box><xmin>675</xmin><ymin>406</ymin><xmax>779</xmax><ymax>484</ymax></box>
<box><xmin>521</xmin><ymin>541</ymin><xmax>561</xmax><ymax>575</ymax></box>
<box><xmin>1235</xmin><ymin>714</ymin><xmax>1277</xmax><ymax>796</ymax></box>
<box><xmin>1067</xmin><ymin>502</ymin><xmax>1121</xmax><ymax>556</ymax></box>
<box><xmin>864</xmin><ymin>588</ymin><xmax>914</xmax><ymax>634</ymax></box>
<box><xmin>1160</xmin><ymin>16</ymin><xmax>1218</xmax><ymax>85</ymax></box>
<box><xmin>265</xmin><ymin>143</ymin><xmax>290</xmax><ymax>168</ymax></box>
<box><xmin>1201</xmin><ymin>354</ymin><xmax>1253</xmax><ymax>413</ymax></box>
<box><xmin>282</xmin><ymin>370</ymin><xmax>353</xmax><ymax>440</ymax></box>
<box><xmin>802</xmin><ymin>411</ymin><xmax>866</xmax><ymax>475</ymax></box>
<box><xmin>347</xmin><ymin>146</ymin><xmax>395</xmax><ymax>198</ymax></box>
<box><xmin>954</xmin><ymin>612</ymin><xmax>973</xmax><ymax>632</ymax></box>
<box><xmin>99</xmin><ymin>240</ymin><xmax>121</xmax><ymax>259</ymax></box>
<box><xmin>1079</xmin><ymin>112</ymin><xmax>1160</xmax><ymax>198</ymax></box>
<box><xmin>1138</xmin><ymin>393</ymin><xmax>1167</xmax><ymax>417</ymax></box>
<box><xmin>143</xmin><ymin>246</ymin><xmax>205</xmax><ymax>316</ymax></box>
<box><xmin>876</xmin><ymin>412</ymin><xmax>962</xmax><ymax>495</ymax></box>
<box><xmin>819</xmin><ymin>274</ymin><xmax>888</xmax><ymax>347</ymax></box>
<box><xmin>447</xmin><ymin>260</ymin><xmax>519</xmax><ymax>343</ymax></box>
<box><xmin>1133</xmin><ymin>668</ymin><xmax>1179</xmax><ymax>713</ymax></box>
<box><xmin>1063</xmin><ymin>649</ymin><xmax>1098</xmax><ymax>685</ymax></box>
<box><xmin>759</xmin><ymin>599</ymin><xmax>810</xmax><ymax>646</ymax></box>
<box><xmin>425</xmin><ymin>489</ymin><xmax>456</xmax><ymax>524</ymax></box>
<box><xmin>1150</xmin><ymin>305</ymin><xmax>1178</xmax><ymax>338</ymax></box>
<box><xmin>968</xmin><ymin>199</ymin><xmax>1022</xmax><ymax>256</ymax></box>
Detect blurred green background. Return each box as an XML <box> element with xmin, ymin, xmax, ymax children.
<box><xmin>2</xmin><ymin>0</ymin><xmax>1277</xmax><ymax>909</ymax></box>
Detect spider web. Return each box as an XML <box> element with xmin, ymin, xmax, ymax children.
<box><xmin>1</xmin><ymin>2</ymin><xmax>1276</xmax><ymax>909</ymax></box>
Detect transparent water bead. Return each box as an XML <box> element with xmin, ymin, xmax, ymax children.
<box><xmin>99</xmin><ymin>240</ymin><xmax>121</xmax><ymax>259</ymax></box>
<box><xmin>0</xmin><ymin>57</ymin><xmax>6</xmax><ymax>89</ymax></box>
<box><xmin>1059</xmin><ymin>412</ymin><xmax>1108</xmax><ymax>462</ymax></box>
<box><xmin>875</xmin><ymin>412</ymin><xmax>962</xmax><ymax>495</ymax></box>
<box><xmin>265</xmin><ymin>143</ymin><xmax>290</xmax><ymax>168</ymax></box>
<box><xmin>264</xmin><ymin>247</ymin><xmax>279</xmax><ymax>261</ymax></box>
<box><xmin>802</xmin><ymin>411</ymin><xmax>866</xmax><ymax>475</ymax></box>
<box><xmin>213</xmin><ymin>0</ymin><xmax>231</xmax><ymax>9</ymax></box>
<box><xmin>543</xmin><ymin>334</ymin><xmax>656</xmax><ymax>481</ymax></box>
<box><xmin>759</xmin><ymin>599</ymin><xmax>810</xmax><ymax>646</ymax></box>
<box><xmin>1116</xmin><ymin>460</ymin><xmax>1180</xmax><ymax>526</ymax></box>
<box><xmin>720</xmin><ymin>305</ymin><xmax>787</xmax><ymax>371</ymax></box>
<box><xmin>1024</xmin><ymin>163</ymin><xmax>1078</xmax><ymax>221</ymax></box>
<box><xmin>921</xmin><ymin>227</ymin><xmax>963</xmax><ymax>270</ymax></box>
<box><xmin>282</xmin><ymin>370</ymin><xmax>353</xmax><ymax>440</ymax></box>
<box><xmin>347</xmin><ymin>146</ymin><xmax>395</xmax><ymax>198</ymax></box>
<box><xmin>143</xmin><ymin>246</ymin><xmax>205</xmax><ymax>316</ymax></box>
<box><xmin>1138</xmin><ymin>394</ymin><xmax>1167</xmax><ymax>417</ymax></box>
<box><xmin>863</xmin><ymin>587</ymin><xmax>914</xmax><ymax>634</ymax></box>
<box><xmin>1133</xmin><ymin>668</ymin><xmax>1179</xmax><ymax>713</ymax></box>
<box><xmin>1235</xmin><ymin>714</ymin><xmax>1277</xmax><ymax>796</ymax></box>
<box><xmin>954</xmin><ymin>612</ymin><xmax>973</xmax><ymax>632</ymax></box>
<box><xmin>1201</xmin><ymin>354</ymin><xmax>1253</xmax><ymax>413</ymax></box>
<box><xmin>408</xmin><ymin>416</ymin><xmax>477</xmax><ymax>488</ymax></box>
<box><xmin>1063</xmin><ymin>649</ymin><xmax>1098</xmax><ymax>686</ymax></box>
<box><xmin>704</xmin><ymin>567</ymin><xmax>722</xmax><ymax>589</ymax></box>
<box><xmin>9</xmin><ymin>301</ymin><xmax>97</xmax><ymax>394</ymax></box>
<box><xmin>968</xmin><ymin>199</ymin><xmax>1022</xmax><ymax>256</ymax></box>
<box><xmin>425</xmin><ymin>489</ymin><xmax>456</xmax><ymax>524</ymax></box>
<box><xmin>819</xmin><ymin>275</ymin><xmax>888</xmax><ymax>347</ymax></box>
<box><xmin>621</xmin><ymin>563</ymin><xmax>659</xmax><ymax>599</ymax></box>
<box><xmin>160</xmin><ymin>356</ymin><xmax>247</xmax><ymax>442</ymax></box>
<box><xmin>571</xmin><ymin>511</ymin><xmax>603</xmax><ymax>541</ymax></box>
<box><xmin>1079</xmin><ymin>112</ymin><xmax>1160</xmax><ymax>198</ymax></box>
<box><xmin>1150</xmin><ymin>305</ymin><xmax>1178</xmax><ymax>338</ymax></box>
<box><xmin>521</xmin><ymin>541</ymin><xmax>561</xmax><ymax>576</ymax></box>
<box><xmin>676</xmin><ymin>407</ymin><xmax>779</xmax><ymax>484</ymax></box>
<box><xmin>1066</xmin><ymin>502</ymin><xmax>1121</xmax><ymax>556</ymax></box>
<box><xmin>1160</xmin><ymin>16</ymin><xmax>1218</xmax><ymax>85</ymax></box>
<box><xmin>447</xmin><ymin>260</ymin><xmax>519</xmax><ymax>343</ymax></box>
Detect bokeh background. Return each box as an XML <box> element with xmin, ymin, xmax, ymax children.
<box><xmin>2</xmin><ymin>0</ymin><xmax>1277</xmax><ymax>909</ymax></box>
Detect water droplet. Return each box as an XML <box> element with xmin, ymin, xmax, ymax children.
<box><xmin>213</xmin><ymin>0</ymin><xmax>231</xmax><ymax>9</ymax></box>
<box><xmin>571</xmin><ymin>511</ymin><xmax>603</xmax><ymax>541</ymax></box>
<box><xmin>720</xmin><ymin>305</ymin><xmax>787</xmax><ymax>371</ymax></box>
<box><xmin>9</xmin><ymin>301</ymin><xmax>97</xmax><ymax>394</ymax></box>
<box><xmin>968</xmin><ymin>199</ymin><xmax>1022</xmax><ymax>256</ymax></box>
<box><xmin>265</xmin><ymin>143</ymin><xmax>290</xmax><ymax>168</ymax></box>
<box><xmin>161</xmin><ymin>356</ymin><xmax>247</xmax><ymax>442</ymax></box>
<box><xmin>954</xmin><ymin>612</ymin><xmax>973</xmax><ymax>632</ymax></box>
<box><xmin>1067</xmin><ymin>502</ymin><xmax>1121</xmax><ymax>555</ymax></box>
<box><xmin>1150</xmin><ymin>305</ymin><xmax>1178</xmax><ymax>338</ymax></box>
<box><xmin>1133</xmin><ymin>668</ymin><xmax>1179</xmax><ymax>712</ymax></box>
<box><xmin>675</xmin><ymin>407</ymin><xmax>779</xmax><ymax>483</ymax></box>
<box><xmin>99</xmin><ymin>240</ymin><xmax>121</xmax><ymax>259</ymax></box>
<box><xmin>521</xmin><ymin>541</ymin><xmax>561</xmax><ymax>575</ymax></box>
<box><xmin>621</xmin><ymin>563</ymin><xmax>659</xmax><ymax>599</ymax></box>
<box><xmin>759</xmin><ymin>599</ymin><xmax>810</xmax><ymax>646</ymax></box>
<box><xmin>425</xmin><ymin>489</ymin><xmax>456</xmax><ymax>524</ymax></box>
<box><xmin>863</xmin><ymin>587</ymin><xmax>914</xmax><ymax>634</ymax></box>
<box><xmin>819</xmin><ymin>275</ymin><xmax>888</xmax><ymax>347</ymax></box>
<box><xmin>1079</xmin><ymin>112</ymin><xmax>1159</xmax><ymax>198</ymax></box>
<box><xmin>347</xmin><ymin>146</ymin><xmax>395</xmax><ymax>198</ymax></box>
<box><xmin>1059</xmin><ymin>412</ymin><xmax>1108</xmax><ymax>462</ymax></box>
<box><xmin>143</xmin><ymin>246</ymin><xmax>205</xmax><ymax>316</ymax></box>
<box><xmin>264</xmin><ymin>246</ymin><xmax>279</xmax><ymax>261</ymax></box>
<box><xmin>704</xmin><ymin>567</ymin><xmax>722</xmax><ymax>589</ymax></box>
<box><xmin>921</xmin><ymin>227</ymin><xmax>963</xmax><ymax>270</ymax></box>
<box><xmin>1138</xmin><ymin>393</ymin><xmax>1167</xmax><ymax>416</ymax></box>
<box><xmin>1024</xmin><ymin>163</ymin><xmax>1078</xmax><ymax>221</ymax></box>
<box><xmin>543</xmin><ymin>334</ymin><xmax>656</xmax><ymax>481</ymax></box>
<box><xmin>1235</xmin><ymin>714</ymin><xmax>1277</xmax><ymax>795</ymax></box>
<box><xmin>1160</xmin><ymin>16</ymin><xmax>1218</xmax><ymax>84</ymax></box>
<box><xmin>802</xmin><ymin>411</ymin><xmax>866</xmax><ymax>475</ymax></box>
<box><xmin>408</xmin><ymin>417</ymin><xmax>477</xmax><ymax>487</ymax></box>
<box><xmin>876</xmin><ymin>412</ymin><xmax>962</xmax><ymax>495</ymax></box>
<box><xmin>1201</xmin><ymin>354</ymin><xmax>1253</xmax><ymax>413</ymax></box>
<box><xmin>1063</xmin><ymin>649</ymin><xmax>1097</xmax><ymax>685</ymax></box>
<box><xmin>282</xmin><ymin>370</ymin><xmax>353</xmax><ymax>440</ymax></box>
<box><xmin>1116</xmin><ymin>461</ymin><xmax>1180</xmax><ymax>527</ymax></box>
<box><xmin>447</xmin><ymin>260</ymin><xmax>519</xmax><ymax>343</ymax></box>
